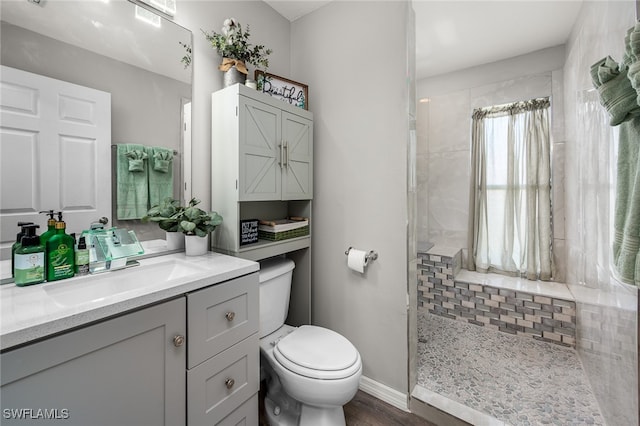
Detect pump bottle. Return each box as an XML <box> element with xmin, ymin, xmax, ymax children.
<box><xmin>11</xmin><ymin>222</ymin><xmax>34</xmax><ymax>277</ymax></box>
<box><xmin>39</xmin><ymin>210</ymin><xmax>58</xmax><ymax>245</ymax></box>
<box><xmin>15</xmin><ymin>224</ymin><xmax>45</xmax><ymax>286</ymax></box>
<box><xmin>75</xmin><ymin>236</ymin><xmax>90</xmax><ymax>276</ymax></box>
<box><xmin>46</xmin><ymin>219</ymin><xmax>75</xmax><ymax>281</ymax></box>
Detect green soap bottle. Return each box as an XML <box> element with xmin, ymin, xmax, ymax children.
<box><xmin>46</xmin><ymin>220</ymin><xmax>76</xmax><ymax>281</ymax></box>
<box><xmin>15</xmin><ymin>224</ymin><xmax>45</xmax><ymax>286</ymax></box>
<box><xmin>12</xmin><ymin>221</ymin><xmax>34</xmax><ymax>278</ymax></box>
<box><xmin>39</xmin><ymin>210</ymin><xmax>58</xmax><ymax>245</ymax></box>
<box><xmin>75</xmin><ymin>236</ymin><xmax>90</xmax><ymax>276</ymax></box>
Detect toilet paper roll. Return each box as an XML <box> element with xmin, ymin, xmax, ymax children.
<box><xmin>347</xmin><ymin>248</ymin><xmax>369</xmax><ymax>273</ymax></box>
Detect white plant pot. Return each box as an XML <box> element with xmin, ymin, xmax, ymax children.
<box><xmin>166</xmin><ymin>231</ymin><xmax>185</xmax><ymax>251</ymax></box>
<box><xmin>185</xmin><ymin>235</ymin><xmax>208</xmax><ymax>256</ymax></box>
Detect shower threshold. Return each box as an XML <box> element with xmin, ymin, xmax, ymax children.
<box><xmin>414</xmin><ymin>313</ymin><xmax>604</xmax><ymax>426</ymax></box>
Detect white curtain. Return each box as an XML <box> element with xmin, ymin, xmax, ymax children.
<box><xmin>467</xmin><ymin>98</ymin><xmax>553</xmax><ymax>280</ymax></box>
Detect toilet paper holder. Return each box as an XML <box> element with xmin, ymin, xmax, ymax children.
<box><xmin>345</xmin><ymin>247</ymin><xmax>378</xmax><ymax>262</ymax></box>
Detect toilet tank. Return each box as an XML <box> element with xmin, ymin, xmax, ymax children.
<box><xmin>259</xmin><ymin>257</ymin><xmax>295</xmax><ymax>338</ymax></box>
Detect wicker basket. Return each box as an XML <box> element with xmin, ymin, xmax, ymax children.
<box><xmin>258</xmin><ymin>218</ymin><xmax>309</xmax><ymax>241</ymax></box>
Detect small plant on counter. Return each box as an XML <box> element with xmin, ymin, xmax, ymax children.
<box><xmin>142</xmin><ymin>197</ymin><xmax>185</xmax><ymax>232</ymax></box>
<box><xmin>177</xmin><ymin>198</ymin><xmax>223</xmax><ymax>237</ymax></box>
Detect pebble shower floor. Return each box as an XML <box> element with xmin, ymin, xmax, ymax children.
<box><xmin>417</xmin><ymin>313</ymin><xmax>604</xmax><ymax>425</ymax></box>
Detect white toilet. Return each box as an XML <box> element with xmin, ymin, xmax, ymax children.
<box><xmin>259</xmin><ymin>257</ymin><xmax>362</xmax><ymax>426</ymax></box>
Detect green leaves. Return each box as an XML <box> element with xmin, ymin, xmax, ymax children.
<box><xmin>201</xmin><ymin>19</ymin><xmax>272</xmax><ymax>70</ymax></box>
<box><xmin>143</xmin><ymin>197</ymin><xmax>223</xmax><ymax>236</ymax></box>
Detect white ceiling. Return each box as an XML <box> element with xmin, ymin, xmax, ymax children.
<box><xmin>265</xmin><ymin>0</ymin><xmax>584</xmax><ymax>79</ymax></box>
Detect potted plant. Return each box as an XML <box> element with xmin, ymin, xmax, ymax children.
<box><xmin>142</xmin><ymin>197</ymin><xmax>223</xmax><ymax>254</ymax></box>
<box><xmin>202</xmin><ymin>18</ymin><xmax>272</xmax><ymax>87</ymax></box>
<box><xmin>177</xmin><ymin>198</ymin><xmax>223</xmax><ymax>256</ymax></box>
<box><xmin>142</xmin><ymin>197</ymin><xmax>186</xmax><ymax>250</ymax></box>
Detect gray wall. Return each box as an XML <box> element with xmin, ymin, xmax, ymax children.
<box><xmin>174</xmin><ymin>1</ymin><xmax>291</xmax><ymax>212</ymax></box>
<box><xmin>290</xmin><ymin>1</ymin><xmax>412</xmax><ymax>395</ymax></box>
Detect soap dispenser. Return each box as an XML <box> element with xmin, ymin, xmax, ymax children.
<box><xmin>14</xmin><ymin>224</ymin><xmax>45</xmax><ymax>286</ymax></box>
<box><xmin>11</xmin><ymin>222</ymin><xmax>34</xmax><ymax>278</ymax></box>
<box><xmin>75</xmin><ymin>236</ymin><xmax>90</xmax><ymax>276</ymax></box>
<box><xmin>39</xmin><ymin>210</ymin><xmax>58</xmax><ymax>245</ymax></box>
<box><xmin>46</xmin><ymin>217</ymin><xmax>75</xmax><ymax>281</ymax></box>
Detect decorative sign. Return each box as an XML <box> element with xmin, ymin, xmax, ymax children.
<box><xmin>255</xmin><ymin>71</ymin><xmax>308</xmax><ymax>110</ymax></box>
<box><xmin>240</xmin><ymin>219</ymin><xmax>259</xmax><ymax>245</ymax></box>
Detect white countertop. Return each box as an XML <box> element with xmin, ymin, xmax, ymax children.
<box><xmin>0</xmin><ymin>252</ymin><xmax>259</xmax><ymax>350</ymax></box>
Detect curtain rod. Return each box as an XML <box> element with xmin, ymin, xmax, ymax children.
<box><xmin>111</xmin><ymin>144</ymin><xmax>178</xmax><ymax>155</ymax></box>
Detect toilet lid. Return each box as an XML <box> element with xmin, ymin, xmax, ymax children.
<box><xmin>274</xmin><ymin>325</ymin><xmax>361</xmax><ymax>380</ymax></box>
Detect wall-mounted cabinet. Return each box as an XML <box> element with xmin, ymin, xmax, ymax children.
<box><xmin>211</xmin><ymin>84</ymin><xmax>313</xmax><ymax>325</ymax></box>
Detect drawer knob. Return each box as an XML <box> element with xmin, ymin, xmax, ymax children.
<box><xmin>173</xmin><ymin>335</ymin><xmax>185</xmax><ymax>347</ymax></box>
<box><xmin>225</xmin><ymin>311</ymin><xmax>235</xmax><ymax>321</ymax></box>
<box><xmin>225</xmin><ymin>378</ymin><xmax>235</xmax><ymax>389</ymax></box>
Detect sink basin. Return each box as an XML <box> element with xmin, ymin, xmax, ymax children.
<box><xmin>43</xmin><ymin>259</ymin><xmax>208</xmax><ymax>307</ymax></box>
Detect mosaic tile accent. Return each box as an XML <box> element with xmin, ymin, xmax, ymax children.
<box><xmin>417</xmin><ymin>312</ymin><xmax>604</xmax><ymax>425</ymax></box>
<box><xmin>418</xmin><ymin>249</ymin><xmax>576</xmax><ymax>348</ymax></box>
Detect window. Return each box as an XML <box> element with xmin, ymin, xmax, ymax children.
<box><xmin>468</xmin><ymin>98</ymin><xmax>553</xmax><ymax>280</ymax></box>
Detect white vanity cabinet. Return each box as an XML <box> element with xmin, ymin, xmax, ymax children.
<box><xmin>0</xmin><ymin>297</ymin><xmax>187</xmax><ymax>426</ymax></box>
<box><xmin>0</xmin><ymin>272</ymin><xmax>260</xmax><ymax>426</ymax></box>
<box><xmin>211</xmin><ymin>84</ymin><xmax>313</xmax><ymax>326</ymax></box>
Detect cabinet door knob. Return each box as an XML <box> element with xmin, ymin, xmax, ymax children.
<box><xmin>173</xmin><ymin>335</ymin><xmax>185</xmax><ymax>347</ymax></box>
<box><xmin>225</xmin><ymin>378</ymin><xmax>235</xmax><ymax>389</ymax></box>
<box><xmin>225</xmin><ymin>311</ymin><xmax>235</xmax><ymax>321</ymax></box>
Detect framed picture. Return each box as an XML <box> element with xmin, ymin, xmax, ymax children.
<box><xmin>255</xmin><ymin>71</ymin><xmax>308</xmax><ymax>110</ymax></box>
<box><xmin>239</xmin><ymin>219</ymin><xmax>259</xmax><ymax>246</ymax></box>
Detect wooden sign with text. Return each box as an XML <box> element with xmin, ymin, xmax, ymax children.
<box><xmin>255</xmin><ymin>71</ymin><xmax>308</xmax><ymax>110</ymax></box>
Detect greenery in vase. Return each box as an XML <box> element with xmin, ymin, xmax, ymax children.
<box><xmin>142</xmin><ymin>197</ymin><xmax>184</xmax><ymax>232</ymax></box>
<box><xmin>202</xmin><ymin>18</ymin><xmax>272</xmax><ymax>69</ymax></box>
<box><xmin>143</xmin><ymin>197</ymin><xmax>223</xmax><ymax>237</ymax></box>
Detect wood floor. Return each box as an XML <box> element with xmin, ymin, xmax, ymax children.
<box><xmin>260</xmin><ymin>389</ymin><xmax>437</xmax><ymax>426</ymax></box>
<box><xmin>344</xmin><ymin>391</ymin><xmax>436</xmax><ymax>426</ymax></box>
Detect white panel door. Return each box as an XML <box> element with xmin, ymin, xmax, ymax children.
<box><xmin>0</xmin><ymin>66</ymin><xmax>111</xmax><ymax>248</ymax></box>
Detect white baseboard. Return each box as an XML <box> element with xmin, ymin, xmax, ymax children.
<box><xmin>358</xmin><ymin>376</ymin><xmax>409</xmax><ymax>412</ymax></box>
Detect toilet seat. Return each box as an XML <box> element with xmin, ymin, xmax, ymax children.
<box><xmin>273</xmin><ymin>325</ymin><xmax>361</xmax><ymax>380</ymax></box>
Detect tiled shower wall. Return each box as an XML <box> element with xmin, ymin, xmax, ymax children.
<box><xmin>563</xmin><ymin>1</ymin><xmax>638</xmax><ymax>424</ymax></box>
<box><xmin>418</xmin><ymin>248</ymin><xmax>576</xmax><ymax>348</ymax></box>
<box><xmin>416</xmin><ymin>52</ymin><xmax>567</xmax><ymax>282</ymax></box>
<box><xmin>416</xmin><ymin>2</ymin><xmax>638</xmax><ymax>424</ymax></box>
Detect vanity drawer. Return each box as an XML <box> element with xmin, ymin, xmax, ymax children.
<box><xmin>187</xmin><ymin>333</ymin><xmax>259</xmax><ymax>426</ymax></box>
<box><xmin>187</xmin><ymin>272</ymin><xmax>258</xmax><ymax>368</ymax></box>
<box><xmin>216</xmin><ymin>392</ymin><xmax>258</xmax><ymax>426</ymax></box>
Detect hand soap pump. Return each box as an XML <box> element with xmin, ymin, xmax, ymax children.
<box><xmin>14</xmin><ymin>224</ymin><xmax>45</xmax><ymax>286</ymax></box>
<box><xmin>11</xmin><ymin>222</ymin><xmax>34</xmax><ymax>278</ymax></box>
<box><xmin>75</xmin><ymin>236</ymin><xmax>90</xmax><ymax>276</ymax></box>
<box><xmin>39</xmin><ymin>210</ymin><xmax>58</xmax><ymax>245</ymax></box>
<box><xmin>46</xmin><ymin>216</ymin><xmax>75</xmax><ymax>282</ymax></box>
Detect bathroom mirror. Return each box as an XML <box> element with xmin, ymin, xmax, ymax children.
<box><xmin>0</xmin><ymin>0</ymin><xmax>192</xmax><ymax>256</ymax></box>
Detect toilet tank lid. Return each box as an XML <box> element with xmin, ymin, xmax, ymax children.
<box><xmin>259</xmin><ymin>257</ymin><xmax>295</xmax><ymax>283</ymax></box>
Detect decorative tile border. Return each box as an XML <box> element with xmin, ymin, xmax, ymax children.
<box><xmin>418</xmin><ymin>249</ymin><xmax>576</xmax><ymax>347</ymax></box>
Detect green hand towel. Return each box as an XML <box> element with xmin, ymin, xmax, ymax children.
<box><xmin>626</xmin><ymin>24</ymin><xmax>640</xmax><ymax>104</ymax></box>
<box><xmin>590</xmin><ymin>56</ymin><xmax>640</xmax><ymax>126</ymax></box>
<box><xmin>146</xmin><ymin>146</ymin><xmax>174</xmax><ymax>208</ymax></box>
<box><xmin>116</xmin><ymin>143</ymin><xmax>149</xmax><ymax>220</ymax></box>
<box><xmin>612</xmin><ymin>117</ymin><xmax>640</xmax><ymax>286</ymax></box>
